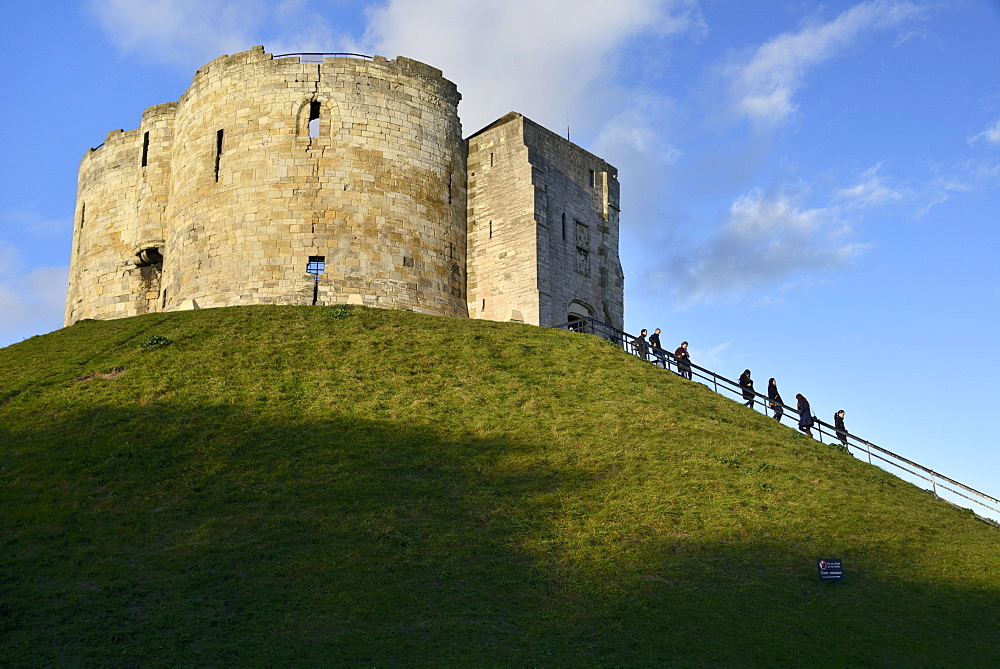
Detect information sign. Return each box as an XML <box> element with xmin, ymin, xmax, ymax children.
<box><xmin>817</xmin><ymin>558</ymin><xmax>843</xmax><ymax>582</ymax></box>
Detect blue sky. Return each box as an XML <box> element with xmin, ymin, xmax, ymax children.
<box><xmin>2</xmin><ymin>0</ymin><xmax>998</xmax><ymax>517</ymax></box>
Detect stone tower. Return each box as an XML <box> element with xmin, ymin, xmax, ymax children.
<box><xmin>466</xmin><ymin>113</ymin><xmax>624</xmax><ymax>329</ymax></box>
<box><xmin>66</xmin><ymin>47</ymin><xmax>466</xmax><ymax>324</ymax></box>
<box><xmin>65</xmin><ymin>47</ymin><xmax>624</xmax><ymax>330</ymax></box>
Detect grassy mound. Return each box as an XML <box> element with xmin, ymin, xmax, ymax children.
<box><xmin>1</xmin><ymin>305</ymin><xmax>998</xmax><ymax>664</ymax></box>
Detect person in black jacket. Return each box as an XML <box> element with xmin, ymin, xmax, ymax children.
<box><xmin>648</xmin><ymin>328</ymin><xmax>663</xmax><ymax>367</ymax></box>
<box><xmin>633</xmin><ymin>329</ymin><xmax>648</xmax><ymax>360</ymax></box>
<box><xmin>739</xmin><ymin>369</ymin><xmax>755</xmax><ymax>407</ymax></box>
<box><xmin>834</xmin><ymin>410</ymin><xmax>849</xmax><ymax>448</ymax></box>
<box><xmin>796</xmin><ymin>394</ymin><xmax>814</xmax><ymax>437</ymax></box>
<box><xmin>768</xmin><ymin>378</ymin><xmax>784</xmax><ymax>422</ymax></box>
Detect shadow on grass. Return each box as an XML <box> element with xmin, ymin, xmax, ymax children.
<box><xmin>2</xmin><ymin>403</ymin><xmax>999</xmax><ymax>665</ymax></box>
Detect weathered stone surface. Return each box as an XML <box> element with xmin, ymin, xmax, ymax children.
<box><xmin>66</xmin><ymin>47</ymin><xmax>467</xmax><ymax>324</ymax></box>
<box><xmin>465</xmin><ymin>113</ymin><xmax>624</xmax><ymax>329</ymax></box>
<box><xmin>66</xmin><ymin>48</ymin><xmax>624</xmax><ymax>331</ymax></box>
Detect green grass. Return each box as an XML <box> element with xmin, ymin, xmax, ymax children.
<box><xmin>1</xmin><ymin>305</ymin><xmax>998</xmax><ymax>664</ymax></box>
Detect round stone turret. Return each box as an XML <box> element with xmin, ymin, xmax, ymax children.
<box><xmin>66</xmin><ymin>46</ymin><xmax>467</xmax><ymax>324</ymax></box>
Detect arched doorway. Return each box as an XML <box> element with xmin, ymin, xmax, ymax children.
<box><xmin>566</xmin><ymin>300</ymin><xmax>593</xmax><ymax>332</ymax></box>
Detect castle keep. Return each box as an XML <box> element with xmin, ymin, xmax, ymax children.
<box><xmin>66</xmin><ymin>46</ymin><xmax>624</xmax><ymax>330</ymax></box>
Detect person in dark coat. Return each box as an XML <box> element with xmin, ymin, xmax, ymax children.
<box><xmin>768</xmin><ymin>378</ymin><xmax>784</xmax><ymax>422</ymax></box>
<box><xmin>649</xmin><ymin>328</ymin><xmax>662</xmax><ymax>351</ymax></box>
<box><xmin>674</xmin><ymin>341</ymin><xmax>692</xmax><ymax>379</ymax></box>
<box><xmin>649</xmin><ymin>328</ymin><xmax>664</xmax><ymax>367</ymax></box>
<box><xmin>633</xmin><ymin>329</ymin><xmax>648</xmax><ymax>360</ymax></box>
<box><xmin>834</xmin><ymin>410</ymin><xmax>849</xmax><ymax>448</ymax></box>
<box><xmin>796</xmin><ymin>393</ymin><xmax>814</xmax><ymax>436</ymax></box>
<box><xmin>739</xmin><ymin>369</ymin><xmax>755</xmax><ymax>407</ymax></box>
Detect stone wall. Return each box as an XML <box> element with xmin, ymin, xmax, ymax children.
<box><xmin>66</xmin><ymin>46</ymin><xmax>467</xmax><ymax>325</ymax></box>
<box><xmin>66</xmin><ymin>48</ymin><xmax>625</xmax><ymax>331</ymax></box>
<box><xmin>466</xmin><ymin>113</ymin><xmax>624</xmax><ymax>329</ymax></box>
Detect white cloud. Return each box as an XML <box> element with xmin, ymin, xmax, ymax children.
<box><xmin>1</xmin><ymin>208</ymin><xmax>71</xmax><ymax>238</ymax></box>
<box><xmin>913</xmin><ymin>159</ymin><xmax>1000</xmax><ymax>217</ymax></box>
<box><xmin>969</xmin><ymin>119</ymin><xmax>1000</xmax><ymax>146</ymax></box>
<box><xmin>86</xmin><ymin>0</ymin><xmax>354</xmax><ymax>68</ymax></box>
<box><xmin>0</xmin><ymin>241</ymin><xmax>68</xmax><ymax>349</ymax></box>
<box><xmin>364</xmin><ymin>0</ymin><xmax>706</xmax><ymax>134</ymax></box>
<box><xmin>836</xmin><ymin>164</ymin><xmax>904</xmax><ymax>206</ymax></box>
<box><xmin>726</xmin><ymin>0</ymin><xmax>923</xmax><ymax>126</ymax></box>
<box><xmin>87</xmin><ymin>0</ymin><xmax>266</xmax><ymax>66</ymax></box>
<box><xmin>661</xmin><ymin>187</ymin><xmax>869</xmax><ymax>304</ymax></box>
<box><xmin>596</xmin><ymin>93</ymin><xmax>683</xmax><ymax>166</ymax></box>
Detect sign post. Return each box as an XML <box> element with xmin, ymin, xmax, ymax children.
<box><xmin>817</xmin><ymin>558</ymin><xmax>843</xmax><ymax>584</ymax></box>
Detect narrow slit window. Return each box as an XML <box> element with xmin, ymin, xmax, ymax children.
<box><xmin>589</xmin><ymin>169</ymin><xmax>596</xmax><ymax>188</ymax></box>
<box><xmin>308</xmin><ymin>101</ymin><xmax>321</xmax><ymax>138</ymax></box>
<box><xmin>561</xmin><ymin>213</ymin><xmax>566</xmax><ymax>241</ymax></box>
<box><xmin>77</xmin><ymin>204</ymin><xmax>85</xmax><ymax>255</ymax></box>
<box><xmin>162</xmin><ymin>289</ymin><xmax>168</xmax><ymax>309</ymax></box>
<box><xmin>490</xmin><ymin>152</ymin><xmax>494</xmax><ymax>167</ymax></box>
<box><xmin>489</xmin><ymin>221</ymin><xmax>493</xmax><ymax>239</ymax></box>
<box><xmin>447</xmin><ymin>173</ymin><xmax>453</xmax><ymax>204</ymax></box>
<box><xmin>307</xmin><ymin>256</ymin><xmax>325</xmax><ymax>305</ymax></box>
<box><xmin>214</xmin><ymin>129</ymin><xmax>224</xmax><ymax>182</ymax></box>
<box><xmin>141</xmin><ymin>132</ymin><xmax>149</xmax><ymax>167</ymax></box>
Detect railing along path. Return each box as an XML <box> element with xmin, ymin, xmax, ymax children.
<box><xmin>555</xmin><ymin>317</ymin><xmax>1000</xmax><ymax>521</ymax></box>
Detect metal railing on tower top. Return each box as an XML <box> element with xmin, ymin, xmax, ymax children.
<box><xmin>273</xmin><ymin>52</ymin><xmax>374</xmax><ymax>62</ymax></box>
<box><xmin>554</xmin><ymin>316</ymin><xmax>1000</xmax><ymax>523</ymax></box>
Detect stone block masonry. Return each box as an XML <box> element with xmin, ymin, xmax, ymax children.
<box><xmin>66</xmin><ymin>47</ymin><xmax>623</xmax><ymax>331</ymax></box>
<box><xmin>466</xmin><ymin>113</ymin><xmax>624</xmax><ymax>329</ymax></box>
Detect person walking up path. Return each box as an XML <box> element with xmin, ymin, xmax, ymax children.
<box><xmin>768</xmin><ymin>378</ymin><xmax>784</xmax><ymax>422</ymax></box>
<box><xmin>834</xmin><ymin>410</ymin><xmax>850</xmax><ymax>449</ymax></box>
<box><xmin>739</xmin><ymin>369</ymin><xmax>755</xmax><ymax>408</ymax></box>
<box><xmin>633</xmin><ymin>329</ymin><xmax>649</xmax><ymax>361</ymax></box>
<box><xmin>796</xmin><ymin>394</ymin><xmax>814</xmax><ymax>437</ymax></box>
<box><xmin>674</xmin><ymin>341</ymin><xmax>692</xmax><ymax>379</ymax></box>
<box><xmin>649</xmin><ymin>328</ymin><xmax>664</xmax><ymax>366</ymax></box>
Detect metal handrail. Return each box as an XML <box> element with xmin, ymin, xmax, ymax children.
<box><xmin>273</xmin><ymin>52</ymin><xmax>374</xmax><ymax>62</ymax></box>
<box><xmin>555</xmin><ymin>317</ymin><xmax>1000</xmax><ymax>520</ymax></box>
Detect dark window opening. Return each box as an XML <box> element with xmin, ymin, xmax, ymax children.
<box><xmin>448</xmin><ymin>173</ymin><xmax>453</xmax><ymax>204</ymax></box>
<box><xmin>449</xmin><ymin>242</ymin><xmax>454</xmax><ymax>260</ymax></box>
<box><xmin>561</xmin><ymin>213</ymin><xmax>566</xmax><ymax>240</ymax></box>
<box><xmin>141</xmin><ymin>132</ymin><xmax>149</xmax><ymax>167</ymax></box>
<box><xmin>214</xmin><ymin>129</ymin><xmax>224</xmax><ymax>182</ymax></box>
<box><xmin>489</xmin><ymin>221</ymin><xmax>493</xmax><ymax>239</ymax></box>
<box><xmin>307</xmin><ymin>256</ymin><xmax>325</xmax><ymax>305</ymax></box>
<box><xmin>162</xmin><ymin>289</ymin><xmax>168</xmax><ymax>309</ymax></box>
<box><xmin>308</xmin><ymin>100</ymin><xmax>321</xmax><ymax>138</ymax></box>
<box><xmin>135</xmin><ymin>247</ymin><xmax>163</xmax><ymax>267</ymax></box>
<box><xmin>490</xmin><ymin>152</ymin><xmax>494</xmax><ymax>167</ymax></box>
<box><xmin>482</xmin><ymin>298</ymin><xmax>485</xmax><ymax>311</ymax></box>
<box><xmin>80</xmin><ymin>203</ymin><xmax>85</xmax><ymax>230</ymax></box>
<box><xmin>589</xmin><ymin>169</ymin><xmax>596</xmax><ymax>188</ymax></box>
<box><xmin>402</xmin><ymin>256</ymin><xmax>414</xmax><ymax>268</ymax></box>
